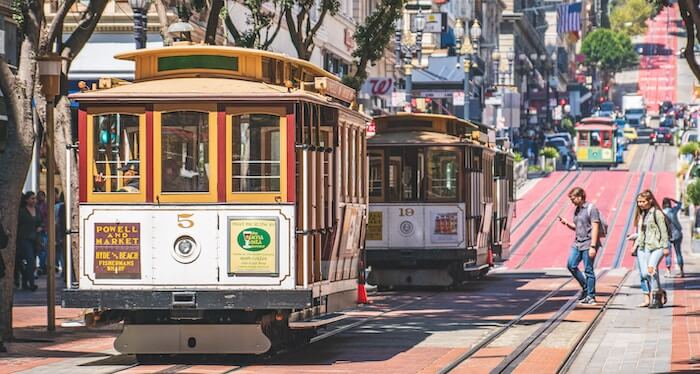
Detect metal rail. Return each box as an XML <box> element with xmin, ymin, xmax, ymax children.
<box><xmin>511</xmin><ymin>171</ymin><xmax>578</xmax><ymax>233</ymax></box>
<box><xmin>437</xmin><ymin>276</ymin><xmax>576</xmax><ymax>374</ymax></box>
<box><xmin>556</xmin><ymin>270</ymin><xmax>633</xmax><ymax>373</ymax></box>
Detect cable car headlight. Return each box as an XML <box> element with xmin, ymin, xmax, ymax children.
<box><xmin>173</xmin><ymin>236</ymin><xmax>200</xmax><ymax>264</ymax></box>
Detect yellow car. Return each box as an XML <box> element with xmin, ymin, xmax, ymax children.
<box><xmin>623</xmin><ymin>127</ymin><xmax>638</xmax><ymax>143</ymax></box>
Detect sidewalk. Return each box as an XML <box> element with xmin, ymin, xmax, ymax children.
<box><xmin>568</xmin><ymin>209</ymin><xmax>700</xmax><ymax>373</ymax></box>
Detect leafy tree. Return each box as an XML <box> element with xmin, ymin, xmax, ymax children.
<box><xmin>686</xmin><ymin>178</ymin><xmax>700</xmax><ymax>205</ymax></box>
<box><xmin>282</xmin><ymin>0</ymin><xmax>340</xmax><ymax>60</ymax></box>
<box><xmin>680</xmin><ymin>141</ymin><xmax>700</xmax><ymax>157</ymax></box>
<box><xmin>675</xmin><ymin>0</ymin><xmax>700</xmax><ymax>82</ymax></box>
<box><xmin>581</xmin><ymin>28</ymin><xmax>637</xmax><ymax>86</ymax></box>
<box><xmin>0</xmin><ymin>0</ymin><xmax>108</xmax><ymax>340</ymax></box>
<box><xmin>610</xmin><ymin>0</ymin><xmax>653</xmax><ymax>36</ymax></box>
<box><xmin>342</xmin><ymin>0</ymin><xmax>403</xmax><ymax>90</ymax></box>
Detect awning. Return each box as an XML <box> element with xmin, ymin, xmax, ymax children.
<box><xmin>67</xmin><ymin>32</ymin><xmax>163</xmax><ymax>81</ymax></box>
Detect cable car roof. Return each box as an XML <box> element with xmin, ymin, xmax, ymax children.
<box><xmin>373</xmin><ymin>112</ymin><xmax>480</xmax><ymax>130</ymax></box>
<box><xmin>114</xmin><ymin>43</ymin><xmax>340</xmax><ymax>83</ymax></box>
<box><xmin>575</xmin><ymin>124</ymin><xmax>615</xmax><ymax>131</ymax></box>
<box><xmin>578</xmin><ymin>117</ymin><xmax>615</xmax><ymax>126</ymax></box>
<box><xmin>368</xmin><ymin>130</ymin><xmax>464</xmax><ymax>145</ymax></box>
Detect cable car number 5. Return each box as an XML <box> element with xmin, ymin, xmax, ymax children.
<box><xmin>177</xmin><ymin>213</ymin><xmax>195</xmax><ymax>228</ymax></box>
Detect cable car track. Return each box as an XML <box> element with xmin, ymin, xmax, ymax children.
<box><xmin>511</xmin><ymin>171</ymin><xmax>579</xmax><ymax>233</ymax></box>
<box><xmin>507</xmin><ymin>171</ymin><xmax>589</xmax><ymax>258</ymax></box>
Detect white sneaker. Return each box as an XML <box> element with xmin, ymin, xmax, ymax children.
<box><xmin>664</xmin><ymin>269</ymin><xmax>672</xmax><ymax>277</ymax></box>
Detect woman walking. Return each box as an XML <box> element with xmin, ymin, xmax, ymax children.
<box><xmin>16</xmin><ymin>191</ymin><xmax>41</xmax><ymax>291</ymax></box>
<box><xmin>662</xmin><ymin>198</ymin><xmax>684</xmax><ymax>277</ymax></box>
<box><xmin>628</xmin><ymin>190</ymin><xmax>668</xmax><ymax>308</ymax></box>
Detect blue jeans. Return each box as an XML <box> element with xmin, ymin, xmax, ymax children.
<box><xmin>638</xmin><ymin>248</ymin><xmax>665</xmax><ymax>292</ymax></box>
<box><xmin>665</xmin><ymin>238</ymin><xmax>684</xmax><ymax>269</ymax></box>
<box><xmin>567</xmin><ymin>246</ymin><xmax>596</xmax><ymax>297</ymax></box>
<box><xmin>637</xmin><ymin>255</ymin><xmax>649</xmax><ymax>293</ymax></box>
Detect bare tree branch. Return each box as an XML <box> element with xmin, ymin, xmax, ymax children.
<box><xmin>225</xmin><ymin>14</ymin><xmax>242</xmax><ymax>42</ymax></box>
<box><xmin>47</xmin><ymin>0</ymin><xmax>78</xmax><ymax>51</ymax></box>
<box><xmin>155</xmin><ymin>0</ymin><xmax>174</xmax><ymax>46</ymax></box>
<box><xmin>262</xmin><ymin>9</ymin><xmax>284</xmax><ymax>49</ymax></box>
<box><xmin>204</xmin><ymin>0</ymin><xmax>224</xmax><ymax>44</ymax></box>
<box><xmin>61</xmin><ymin>0</ymin><xmax>109</xmax><ymax>62</ymax></box>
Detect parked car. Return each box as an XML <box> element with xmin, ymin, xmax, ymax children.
<box><xmin>544</xmin><ymin>138</ymin><xmax>577</xmax><ymax>169</ymax></box>
<box><xmin>682</xmin><ymin>131</ymin><xmax>699</xmax><ymax>144</ymax></box>
<box><xmin>651</xmin><ymin>127</ymin><xmax>674</xmax><ymax>145</ymax></box>
<box><xmin>625</xmin><ymin>108</ymin><xmax>646</xmax><ymax>127</ymax></box>
<box><xmin>545</xmin><ymin>132</ymin><xmax>573</xmax><ymax>146</ymax></box>
<box><xmin>623</xmin><ymin>127</ymin><xmax>639</xmax><ymax>143</ymax></box>
<box><xmin>660</xmin><ymin>115</ymin><xmax>676</xmax><ymax>128</ymax></box>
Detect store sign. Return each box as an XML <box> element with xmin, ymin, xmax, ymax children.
<box><xmin>366</xmin><ymin>211</ymin><xmax>383</xmax><ymax>241</ymax></box>
<box><xmin>344</xmin><ymin>28</ymin><xmax>355</xmax><ymax>50</ymax></box>
<box><xmin>94</xmin><ymin>223</ymin><xmax>141</xmax><ymax>279</ymax></box>
<box><xmin>453</xmin><ymin>92</ymin><xmax>465</xmax><ymax>106</ymax></box>
<box><xmin>363</xmin><ymin>77</ymin><xmax>394</xmax><ymax>96</ymax></box>
<box><xmin>431</xmin><ymin>213</ymin><xmax>459</xmax><ymax>243</ymax></box>
<box><xmin>228</xmin><ymin>218</ymin><xmax>278</xmax><ymax>275</ymax></box>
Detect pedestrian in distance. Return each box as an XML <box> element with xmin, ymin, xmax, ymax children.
<box><xmin>627</xmin><ymin>190</ymin><xmax>669</xmax><ymax>309</ymax></box>
<box><xmin>16</xmin><ymin>191</ymin><xmax>41</xmax><ymax>291</ymax></box>
<box><xmin>558</xmin><ymin>187</ymin><xmax>601</xmax><ymax>305</ymax></box>
<box><xmin>662</xmin><ymin>197</ymin><xmax>684</xmax><ymax>278</ymax></box>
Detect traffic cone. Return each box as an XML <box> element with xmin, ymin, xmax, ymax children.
<box><xmin>357</xmin><ymin>283</ymin><xmax>368</xmax><ymax>304</ymax></box>
<box><xmin>487</xmin><ymin>247</ymin><xmax>494</xmax><ymax>266</ymax></box>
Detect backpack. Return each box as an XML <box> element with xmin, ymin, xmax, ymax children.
<box><xmin>586</xmin><ymin>204</ymin><xmax>608</xmax><ymax>238</ymax></box>
<box><xmin>653</xmin><ymin>208</ymin><xmax>674</xmax><ymax>240</ymax></box>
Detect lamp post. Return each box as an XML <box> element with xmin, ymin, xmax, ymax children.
<box><xmin>469</xmin><ymin>20</ymin><xmax>481</xmax><ymax>119</ymax></box>
<box><xmin>128</xmin><ymin>0</ymin><xmax>150</xmax><ymax>49</ymax></box>
<box><xmin>506</xmin><ymin>49</ymin><xmax>515</xmax><ymax>86</ymax></box>
<box><xmin>455</xmin><ymin>19</ymin><xmax>477</xmax><ymax>120</ymax></box>
<box><xmin>492</xmin><ymin>50</ymin><xmax>501</xmax><ymax>88</ymax></box>
<box><xmin>37</xmin><ymin>54</ymin><xmax>62</xmax><ymax>332</ymax></box>
<box><xmin>394</xmin><ymin>11</ymin><xmax>425</xmax><ymax>111</ymax></box>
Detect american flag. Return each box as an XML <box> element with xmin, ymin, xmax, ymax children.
<box><xmin>557</xmin><ymin>2</ymin><xmax>582</xmax><ymax>33</ymax></box>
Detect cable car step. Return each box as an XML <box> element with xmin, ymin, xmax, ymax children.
<box><xmin>288</xmin><ymin>312</ymin><xmax>348</xmax><ymax>329</ymax></box>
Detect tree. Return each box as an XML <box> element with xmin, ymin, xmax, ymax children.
<box><xmin>0</xmin><ymin>0</ymin><xmax>108</xmax><ymax>340</ymax></box>
<box><xmin>610</xmin><ymin>0</ymin><xmax>654</xmax><ymax>36</ymax></box>
<box><xmin>223</xmin><ymin>0</ymin><xmax>285</xmax><ymax>49</ymax></box>
<box><xmin>283</xmin><ymin>0</ymin><xmax>340</xmax><ymax>60</ymax></box>
<box><xmin>342</xmin><ymin>0</ymin><xmax>403</xmax><ymax>90</ymax></box>
<box><xmin>581</xmin><ymin>28</ymin><xmax>638</xmax><ymax>86</ymax></box>
<box><xmin>676</xmin><ymin>0</ymin><xmax>700</xmax><ymax>82</ymax></box>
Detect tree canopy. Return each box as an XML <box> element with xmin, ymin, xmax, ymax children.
<box><xmin>342</xmin><ymin>0</ymin><xmax>403</xmax><ymax>90</ymax></box>
<box><xmin>610</xmin><ymin>0</ymin><xmax>654</xmax><ymax>36</ymax></box>
<box><xmin>581</xmin><ymin>28</ymin><xmax>638</xmax><ymax>73</ymax></box>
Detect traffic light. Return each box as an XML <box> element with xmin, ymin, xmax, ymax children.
<box><xmin>559</xmin><ymin>99</ymin><xmax>567</xmax><ymax>106</ymax></box>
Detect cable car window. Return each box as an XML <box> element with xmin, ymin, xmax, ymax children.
<box><xmin>388</xmin><ymin>154</ymin><xmax>401</xmax><ymax>201</ymax></box>
<box><xmin>602</xmin><ymin>130</ymin><xmax>612</xmax><ymax>147</ymax></box>
<box><xmin>590</xmin><ymin>131</ymin><xmax>601</xmax><ymax>146</ymax></box>
<box><xmin>161</xmin><ymin>111</ymin><xmax>210</xmax><ymax>193</ymax></box>
<box><xmin>427</xmin><ymin>150</ymin><xmax>458</xmax><ymax>200</ymax></box>
<box><xmin>232</xmin><ymin>114</ymin><xmax>281</xmax><ymax>192</ymax></box>
<box><xmin>578</xmin><ymin>132</ymin><xmax>589</xmax><ymax>146</ymax></box>
<box><xmin>402</xmin><ymin>148</ymin><xmax>422</xmax><ymax>201</ymax></box>
<box><xmin>369</xmin><ymin>151</ymin><xmax>384</xmax><ymax>200</ymax></box>
<box><xmin>92</xmin><ymin>114</ymin><xmax>141</xmax><ymax>193</ymax></box>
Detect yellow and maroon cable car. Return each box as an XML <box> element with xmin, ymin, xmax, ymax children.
<box><xmin>63</xmin><ymin>43</ymin><xmax>369</xmax><ymax>356</ymax></box>
<box><xmin>364</xmin><ymin>113</ymin><xmax>511</xmax><ymax>287</ymax></box>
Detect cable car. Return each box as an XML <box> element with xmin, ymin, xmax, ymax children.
<box><xmin>63</xmin><ymin>43</ymin><xmax>369</xmax><ymax>356</ymax></box>
<box><xmin>492</xmin><ymin>147</ymin><xmax>515</xmax><ymax>261</ymax></box>
<box><xmin>575</xmin><ymin>120</ymin><xmax>619</xmax><ymax>168</ymax></box>
<box><xmin>364</xmin><ymin>113</ymin><xmax>510</xmax><ymax>287</ymax></box>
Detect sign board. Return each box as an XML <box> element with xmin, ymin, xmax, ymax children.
<box><xmin>431</xmin><ymin>212</ymin><xmax>459</xmax><ymax>243</ymax></box>
<box><xmin>410</xmin><ymin>13</ymin><xmax>447</xmax><ymax>33</ymax></box>
<box><xmin>367</xmin><ymin>121</ymin><xmax>376</xmax><ymax>138</ymax></box>
<box><xmin>452</xmin><ymin>91</ymin><xmax>465</xmax><ymax>106</ymax></box>
<box><xmin>339</xmin><ymin>206</ymin><xmax>362</xmax><ymax>256</ymax></box>
<box><xmin>553</xmin><ymin>106</ymin><xmax>563</xmax><ymax>120</ymax></box>
<box><xmin>94</xmin><ymin>223</ymin><xmax>141</xmax><ymax>279</ymax></box>
<box><xmin>315</xmin><ymin>77</ymin><xmax>356</xmax><ymax>103</ymax></box>
<box><xmin>366</xmin><ymin>211</ymin><xmax>383</xmax><ymax>241</ymax></box>
<box><xmin>228</xmin><ymin>218</ymin><xmax>279</xmax><ymax>275</ymax></box>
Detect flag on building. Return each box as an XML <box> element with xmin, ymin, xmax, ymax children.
<box><xmin>557</xmin><ymin>2</ymin><xmax>582</xmax><ymax>34</ymax></box>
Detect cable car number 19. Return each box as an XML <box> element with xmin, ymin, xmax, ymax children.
<box><xmin>398</xmin><ymin>208</ymin><xmax>415</xmax><ymax>217</ymax></box>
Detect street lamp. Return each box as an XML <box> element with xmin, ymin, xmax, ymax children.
<box><xmin>394</xmin><ymin>11</ymin><xmax>426</xmax><ymax>111</ymax></box>
<box><xmin>492</xmin><ymin>50</ymin><xmax>501</xmax><ymax>86</ymax></box>
<box><xmin>455</xmin><ymin>19</ymin><xmax>472</xmax><ymax>120</ymax></box>
<box><xmin>37</xmin><ymin>54</ymin><xmax>62</xmax><ymax>332</ymax></box>
<box><xmin>128</xmin><ymin>0</ymin><xmax>150</xmax><ymax>49</ymax></box>
<box><xmin>506</xmin><ymin>49</ymin><xmax>515</xmax><ymax>85</ymax></box>
<box><xmin>168</xmin><ymin>21</ymin><xmax>194</xmax><ymax>42</ymax></box>
<box><xmin>540</xmin><ymin>53</ymin><xmax>552</xmax><ymax>127</ymax></box>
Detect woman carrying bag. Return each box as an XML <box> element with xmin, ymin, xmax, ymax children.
<box><xmin>627</xmin><ymin>190</ymin><xmax>669</xmax><ymax>309</ymax></box>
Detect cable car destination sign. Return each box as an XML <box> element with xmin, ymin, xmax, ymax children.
<box><xmin>93</xmin><ymin>223</ymin><xmax>141</xmax><ymax>279</ymax></box>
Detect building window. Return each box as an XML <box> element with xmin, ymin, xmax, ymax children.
<box><xmin>323</xmin><ymin>53</ymin><xmax>350</xmax><ymax>78</ymax></box>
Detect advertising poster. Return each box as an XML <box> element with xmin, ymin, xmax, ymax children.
<box><xmin>229</xmin><ymin>218</ymin><xmax>278</xmax><ymax>275</ymax></box>
<box><xmin>366</xmin><ymin>211</ymin><xmax>383</xmax><ymax>241</ymax></box>
<box><xmin>94</xmin><ymin>223</ymin><xmax>141</xmax><ymax>279</ymax></box>
<box><xmin>431</xmin><ymin>212</ymin><xmax>459</xmax><ymax>243</ymax></box>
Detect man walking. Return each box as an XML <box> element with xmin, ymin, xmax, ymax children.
<box><xmin>558</xmin><ymin>187</ymin><xmax>601</xmax><ymax>304</ymax></box>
